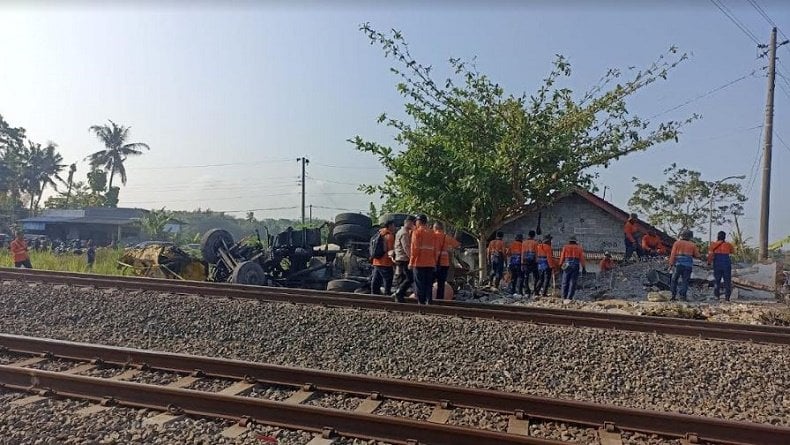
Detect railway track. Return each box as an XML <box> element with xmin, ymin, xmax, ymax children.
<box><xmin>1</xmin><ymin>334</ymin><xmax>787</xmax><ymax>445</ymax></box>
<box><xmin>2</xmin><ymin>267</ymin><xmax>789</xmax><ymax>346</ymax></box>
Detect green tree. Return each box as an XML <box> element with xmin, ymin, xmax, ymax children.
<box><xmin>141</xmin><ymin>207</ymin><xmax>173</xmax><ymax>240</ymax></box>
<box><xmin>20</xmin><ymin>141</ymin><xmax>66</xmax><ymax>213</ymax></box>
<box><xmin>350</xmin><ymin>25</ymin><xmax>696</xmax><ymax>278</ymax></box>
<box><xmin>44</xmin><ymin>181</ymin><xmax>106</xmax><ymax>209</ymax></box>
<box><xmin>64</xmin><ymin>163</ymin><xmax>77</xmax><ymax>206</ymax></box>
<box><xmin>628</xmin><ymin>164</ymin><xmax>746</xmax><ymax>237</ymax></box>
<box><xmin>87</xmin><ymin>120</ymin><xmax>150</xmax><ymax>194</ymax></box>
<box><xmin>0</xmin><ymin>114</ymin><xmax>28</xmax><ymax>225</ymax></box>
<box><xmin>367</xmin><ymin>202</ymin><xmax>379</xmax><ymax>222</ymax></box>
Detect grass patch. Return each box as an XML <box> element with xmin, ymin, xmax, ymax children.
<box><xmin>0</xmin><ymin>248</ymin><xmax>126</xmax><ymax>275</ymax></box>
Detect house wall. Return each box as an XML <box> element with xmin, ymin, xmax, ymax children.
<box><xmin>498</xmin><ymin>194</ymin><xmax>625</xmax><ymax>253</ymax></box>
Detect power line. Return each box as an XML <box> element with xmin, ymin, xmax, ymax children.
<box><xmin>776</xmin><ymin>132</ymin><xmax>790</xmax><ymax>153</ymax></box>
<box><xmin>710</xmin><ymin>0</ymin><xmax>760</xmax><ymax>45</ymax></box>
<box><xmin>132</xmin><ymin>158</ymin><xmax>293</xmax><ymax>170</ymax></box>
<box><xmin>311</xmin><ymin>162</ymin><xmax>384</xmax><ymax>170</ymax></box>
<box><xmin>649</xmin><ymin>70</ymin><xmax>759</xmax><ymax>118</ymax></box>
<box><xmin>746</xmin><ymin>126</ymin><xmax>764</xmax><ymax>196</ymax></box>
<box><xmin>746</xmin><ymin>0</ymin><xmax>789</xmax><ymax>42</ymax></box>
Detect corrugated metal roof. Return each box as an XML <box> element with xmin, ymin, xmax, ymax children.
<box><xmin>20</xmin><ymin>215</ymin><xmax>78</xmax><ymax>223</ymax></box>
<box><xmin>69</xmin><ymin>217</ymin><xmax>140</xmax><ymax>225</ymax></box>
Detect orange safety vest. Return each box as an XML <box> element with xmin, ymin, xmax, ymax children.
<box><xmin>624</xmin><ymin>219</ymin><xmax>638</xmax><ymax>242</ymax></box>
<box><xmin>371</xmin><ymin>228</ymin><xmax>395</xmax><ymax>267</ymax></box>
<box><xmin>559</xmin><ymin>243</ymin><xmax>586</xmax><ymax>268</ymax></box>
<box><xmin>642</xmin><ymin>234</ymin><xmax>660</xmax><ymax>250</ymax></box>
<box><xmin>536</xmin><ymin>243</ymin><xmax>556</xmax><ymax>269</ymax></box>
<box><xmin>434</xmin><ymin>230</ymin><xmax>460</xmax><ymax>267</ymax></box>
<box><xmin>669</xmin><ymin>239</ymin><xmax>700</xmax><ymax>267</ymax></box>
<box><xmin>409</xmin><ymin>225</ymin><xmax>438</xmax><ymax>268</ymax></box>
<box><xmin>521</xmin><ymin>239</ymin><xmax>538</xmax><ymax>262</ymax></box>
<box><xmin>10</xmin><ymin>239</ymin><xmax>29</xmax><ymax>263</ymax></box>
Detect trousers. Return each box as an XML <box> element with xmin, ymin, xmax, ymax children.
<box><xmin>670</xmin><ymin>265</ymin><xmax>693</xmax><ymax>299</ymax></box>
<box><xmin>522</xmin><ymin>260</ymin><xmax>539</xmax><ymax>295</ymax></box>
<box><xmin>413</xmin><ymin>267</ymin><xmax>435</xmax><ymax>304</ymax></box>
<box><xmin>713</xmin><ymin>265</ymin><xmax>732</xmax><ymax>299</ymax></box>
<box><xmin>435</xmin><ymin>266</ymin><xmax>449</xmax><ymax>299</ymax></box>
<box><xmin>371</xmin><ymin>265</ymin><xmax>394</xmax><ymax>295</ymax></box>
<box><xmin>561</xmin><ymin>265</ymin><xmax>580</xmax><ymax>299</ymax></box>
<box><xmin>535</xmin><ymin>267</ymin><xmax>552</xmax><ymax>296</ymax></box>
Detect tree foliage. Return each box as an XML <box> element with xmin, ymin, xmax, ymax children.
<box><xmin>350</xmin><ymin>25</ymin><xmax>696</xmax><ymax>276</ymax></box>
<box><xmin>628</xmin><ymin>164</ymin><xmax>746</xmax><ymax>237</ymax></box>
<box><xmin>141</xmin><ymin>207</ymin><xmax>173</xmax><ymax>240</ymax></box>
<box><xmin>44</xmin><ymin>181</ymin><xmax>106</xmax><ymax>209</ymax></box>
<box><xmin>87</xmin><ymin>119</ymin><xmax>150</xmax><ymax>193</ymax></box>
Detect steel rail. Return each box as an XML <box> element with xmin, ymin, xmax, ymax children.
<box><xmin>0</xmin><ymin>365</ymin><xmax>559</xmax><ymax>445</ymax></box>
<box><xmin>1</xmin><ymin>334</ymin><xmax>788</xmax><ymax>445</ymax></box>
<box><xmin>2</xmin><ymin>268</ymin><xmax>789</xmax><ymax>345</ymax></box>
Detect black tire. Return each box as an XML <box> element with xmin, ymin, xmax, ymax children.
<box><xmin>230</xmin><ymin>261</ymin><xmax>266</xmax><ymax>285</ymax></box>
<box><xmin>331</xmin><ymin>223</ymin><xmax>370</xmax><ymax>245</ymax></box>
<box><xmin>326</xmin><ymin>278</ymin><xmax>362</xmax><ymax>293</ymax></box>
<box><xmin>201</xmin><ymin>229</ymin><xmax>234</xmax><ymax>264</ymax></box>
<box><xmin>378</xmin><ymin>212</ymin><xmax>410</xmax><ymax>227</ymax></box>
<box><xmin>334</xmin><ymin>213</ymin><xmax>372</xmax><ymax>228</ymax></box>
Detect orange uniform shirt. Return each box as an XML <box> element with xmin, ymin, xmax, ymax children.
<box><xmin>669</xmin><ymin>239</ymin><xmax>700</xmax><ymax>267</ymax></box>
<box><xmin>487</xmin><ymin>239</ymin><xmax>505</xmax><ymax>257</ymax></box>
<box><xmin>507</xmin><ymin>240</ymin><xmax>522</xmax><ymax>256</ymax></box>
<box><xmin>641</xmin><ymin>233</ymin><xmax>660</xmax><ymax>251</ymax></box>
<box><xmin>435</xmin><ymin>230</ymin><xmax>461</xmax><ymax>267</ymax></box>
<box><xmin>371</xmin><ymin>228</ymin><xmax>395</xmax><ymax>267</ymax></box>
<box><xmin>536</xmin><ymin>243</ymin><xmax>557</xmax><ymax>269</ymax></box>
<box><xmin>624</xmin><ymin>219</ymin><xmax>638</xmax><ymax>242</ymax></box>
<box><xmin>707</xmin><ymin>240</ymin><xmax>734</xmax><ymax>264</ymax></box>
<box><xmin>599</xmin><ymin>258</ymin><xmax>615</xmax><ymax>273</ymax></box>
<box><xmin>409</xmin><ymin>225</ymin><xmax>438</xmax><ymax>268</ymax></box>
<box><xmin>521</xmin><ymin>239</ymin><xmax>539</xmax><ymax>261</ymax></box>
<box><xmin>10</xmin><ymin>239</ymin><xmax>29</xmax><ymax>263</ymax></box>
<box><xmin>559</xmin><ymin>243</ymin><xmax>586</xmax><ymax>268</ymax></box>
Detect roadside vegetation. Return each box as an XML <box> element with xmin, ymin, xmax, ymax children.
<box><xmin>0</xmin><ymin>248</ymin><xmax>125</xmax><ymax>275</ymax></box>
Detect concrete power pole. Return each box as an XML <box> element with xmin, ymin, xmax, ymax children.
<box><xmin>297</xmin><ymin>157</ymin><xmax>309</xmax><ymax>227</ymax></box>
<box><xmin>758</xmin><ymin>28</ymin><xmax>778</xmax><ymax>260</ymax></box>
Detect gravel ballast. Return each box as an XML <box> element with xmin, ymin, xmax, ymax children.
<box><xmin>0</xmin><ymin>280</ymin><xmax>787</xmax><ymax>432</ymax></box>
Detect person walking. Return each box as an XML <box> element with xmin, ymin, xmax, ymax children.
<box><xmin>392</xmin><ymin>215</ymin><xmax>416</xmax><ymax>303</ymax></box>
<box><xmin>10</xmin><ymin>232</ymin><xmax>32</xmax><ymax>269</ymax></box>
<box><xmin>559</xmin><ymin>236</ymin><xmax>586</xmax><ymax>300</ymax></box>
<box><xmin>506</xmin><ymin>234</ymin><xmax>524</xmax><ymax>295</ymax></box>
<box><xmin>535</xmin><ymin>235</ymin><xmax>555</xmax><ymax>297</ymax></box>
<box><xmin>487</xmin><ymin>231</ymin><xmax>506</xmax><ymax>288</ymax></box>
<box><xmin>433</xmin><ymin>221</ymin><xmax>460</xmax><ymax>300</ymax></box>
<box><xmin>707</xmin><ymin>231</ymin><xmax>734</xmax><ymax>301</ymax></box>
<box><xmin>641</xmin><ymin>231</ymin><xmax>661</xmax><ymax>257</ymax></box>
<box><xmin>521</xmin><ymin>230</ymin><xmax>539</xmax><ymax>297</ymax></box>
<box><xmin>668</xmin><ymin>230</ymin><xmax>700</xmax><ymax>301</ymax></box>
<box><xmin>86</xmin><ymin>239</ymin><xmax>96</xmax><ymax>271</ymax></box>
<box><xmin>624</xmin><ymin>213</ymin><xmax>643</xmax><ymax>261</ymax></box>
<box><xmin>409</xmin><ymin>214</ymin><xmax>437</xmax><ymax>305</ymax></box>
<box><xmin>370</xmin><ymin>221</ymin><xmax>396</xmax><ymax>296</ymax></box>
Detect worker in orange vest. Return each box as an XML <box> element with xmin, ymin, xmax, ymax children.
<box><xmin>506</xmin><ymin>233</ymin><xmax>524</xmax><ymax>295</ymax></box>
<box><xmin>599</xmin><ymin>251</ymin><xmax>615</xmax><ymax>273</ymax></box>
<box><xmin>370</xmin><ymin>220</ymin><xmax>396</xmax><ymax>296</ymax></box>
<box><xmin>624</xmin><ymin>213</ymin><xmax>643</xmax><ymax>261</ymax></box>
<box><xmin>641</xmin><ymin>231</ymin><xmax>661</xmax><ymax>257</ymax></box>
<box><xmin>534</xmin><ymin>235</ymin><xmax>556</xmax><ymax>297</ymax></box>
<box><xmin>707</xmin><ymin>230</ymin><xmax>734</xmax><ymax>301</ymax></box>
<box><xmin>433</xmin><ymin>221</ymin><xmax>460</xmax><ymax>300</ymax></box>
<box><xmin>668</xmin><ymin>230</ymin><xmax>701</xmax><ymax>301</ymax></box>
<box><xmin>409</xmin><ymin>214</ymin><xmax>437</xmax><ymax>304</ymax></box>
<box><xmin>10</xmin><ymin>231</ymin><xmax>32</xmax><ymax>269</ymax></box>
<box><xmin>559</xmin><ymin>236</ymin><xmax>586</xmax><ymax>300</ymax></box>
<box><xmin>487</xmin><ymin>231</ymin><xmax>506</xmax><ymax>288</ymax></box>
<box><xmin>520</xmin><ymin>230</ymin><xmax>539</xmax><ymax>297</ymax></box>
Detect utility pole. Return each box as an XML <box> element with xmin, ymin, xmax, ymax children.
<box><xmin>309</xmin><ymin>204</ymin><xmax>313</xmax><ymax>225</ymax></box>
<box><xmin>757</xmin><ymin>28</ymin><xmax>788</xmax><ymax>260</ymax></box>
<box><xmin>297</xmin><ymin>157</ymin><xmax>309</xmax><ymax>227</ymax></box>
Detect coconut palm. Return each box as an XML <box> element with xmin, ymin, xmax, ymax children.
<box><xmin>21</xmin><ymin>141</ymin><xmax>66</xmax><ymax>212</ymax></box>
<box><xmin>87</xmin><ymin>120</ymin><xmax>150</xmax><ymax>190</ymax></box>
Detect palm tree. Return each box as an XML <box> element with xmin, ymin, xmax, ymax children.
<box><xmin>21</xmin><ymin>141</ymin><xmax>66</xmax><ymax>213</ymax></box>
<box><xmin>64</xmin><ymin>163</ymin><xmax>77</xmax><ymax>206</ymax></box>
<box><xmin>87</xmin><ymin>120</ymin><xmax>150</xmax><ymax>190</ymax></box>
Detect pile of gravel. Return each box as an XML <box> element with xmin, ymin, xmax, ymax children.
<box><xmin>0</xmin><ymin>280</ymin><xmax>787</xmax><ymax>433</ymax></box>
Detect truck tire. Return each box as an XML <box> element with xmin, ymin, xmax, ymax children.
<box><xmin>331</xmin><ymin>223</ymin><xmax>370</xmax><ymax>245</ymax></box>
<box><xmin>335</xmin><ymin>213</ymin><xmax>372</xmax><ymax>228</ymax></box>
<box><xmin>378</xmin><ymin>212</ymin><xmax>410</xmax><ymax>227</ymax></box>
<box><xmin>326</xmin><ymin>279</ymin><xmax>362</xmax><ymax>293</ymax></box>
<box><xmin>230</xmin><ymin>261</ymin><xmax>266</xmax><ymax>286</ymax></box>
<box><xmin>201</xmin><ymin>229</ymin><xmax>234</xmax><ymax>264</ymax></box>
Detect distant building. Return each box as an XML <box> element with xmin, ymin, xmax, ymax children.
<box><xmin>20</xmin><ymin>208</ymin><xmax>186</xmax><ymax>245</ymax></box>
<box><xmin>496</xmin><ymin>189</ymin><xmax>674</xmax><ymax>258</ymax></box>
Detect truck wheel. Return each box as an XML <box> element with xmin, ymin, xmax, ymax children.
<box><xmin>334</xmin><ymin>213</ymin><xmax>372</xmax><ymax>228</ymax></box>
<box><xmin>201</xmin><ymin>229</ymin><xmax>234</xmax><ymax>264</ymax></box>
<box><xmin>326</xmin><ymin>279</ymin><xmax>362</xmax><ymax>293</ymax></box>
<box><xmin>378</xmin><ymin>212</ymin><xmax>410</xmax><ymax>227</ymax></box>
<box><xmin>331</xmin><ymin>223</ymin><xmax>370</xmax><ymax>245</ymax></box>
<box><xmin>231</xmin><ymin>261</ymin><xmax>266</xmax><ymax>286</ymax></box>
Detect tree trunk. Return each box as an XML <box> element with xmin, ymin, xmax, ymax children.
<box><xmin>108</xmin><ymin>169</ymin><xmax>115</xmax><ymax>190</ymax></box>
<box><xmin>65</xmin><ymin>178</ymin><xmax>74</xmax><ymax>206</ymax></box>
<box><xmin>29</xmin><ymin>194</ymin><xmax>35</xmax><ymax>215</ymax></box>
<box><xmin>478</xmin><ymin>234</ymin><xmax>487</xmax><ymax>283</ymax></box>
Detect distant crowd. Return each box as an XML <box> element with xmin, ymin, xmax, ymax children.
<box><xmin>371</xmin><ymin>212</ymin><xmax>736</xmax><ymax>303</ymax></box>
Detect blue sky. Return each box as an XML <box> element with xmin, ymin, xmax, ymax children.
<box><xmin>0</xmin><ymin>1</ymin><xmax>788</xmax><ymax>241</ymax></box>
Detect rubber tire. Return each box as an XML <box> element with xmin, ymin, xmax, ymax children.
<box><xmin>332</xmin><ymin>223</ymin><xmax>370</xmax><ymax>245</ymax></box>
<box><xmin>326</xmin><ymin>278</ymin><xmax>362</xmax><ymax>293</ymax></box>
<box><xmin>334</xmin><ymin>213</ymin><xmax>372</xmax><ymax>228</ymax></box>
<box><xmin>378</xmin><ymin>212</ymin><xmax>410</xmax><ymax>227</ymax></box>
<box><xmin>201</xmin><ymin>229</ymin><xmax>234</xmax><ymax>264</ymax></box>
<box><xmin>230</xmin><ymin>261</ymin><xmax>266</xmax><ymax>286</ymax></box>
